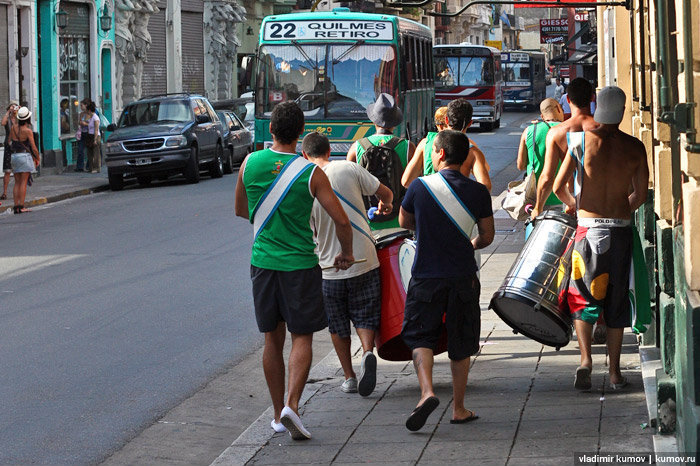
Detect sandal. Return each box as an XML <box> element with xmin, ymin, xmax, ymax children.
<box><xmin>0</xmin><ymin>194</ymin><xmax>6</xmax><ymax>200</ymax></box>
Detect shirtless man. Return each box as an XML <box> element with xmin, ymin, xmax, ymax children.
<box><xmin>532</xmin><ymin>78</ymin><xmax>596</xmax><ymax>218</ymax></box>
<box><xmin>553</xmin><ymin>86</ymin><xmax>649</xmax><ymax>390</ymax></box>
<box><xmin>402</xmin><ymin>99</ymin><xmax>492</xmax><ymax>192</ymax></box>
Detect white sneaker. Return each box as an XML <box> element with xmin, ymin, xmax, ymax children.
<box><xmin>358</xmin><ymin>351</ymin><xmax>377</xmax><ymax>397</ymax></box>
<box><xmin>271</xmin><ymin>419</ymin><xmax>287</xmax><ymax>433</ymax></box>
<box><xmin>280</xmin><ymin>406</ymin><xmax>312</xmax><ymax>440</ymax></box>
<box><xmin>341</xmin><ymin>377</ymin><xmax>358</xmax><ymax>393</ymax></box>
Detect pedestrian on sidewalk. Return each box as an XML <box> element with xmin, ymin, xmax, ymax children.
<box><xmin>402</xmin><ymin>99</ymin><xmax>492</xmax><ymax>193</ymax></box>
<box><xmin>346</xmin><ymin>93</ymin><xmax>414</xmax><ymax>231</ymax></box>
<box><xmin>554</xmin><ymin>77</ymin><xmax>566</xmax><ymax>102</ymax></box>
<box><xmin>85</xmin><ymin>101</ymin><xmax>102</xmax><ymax>173</ymax></box>
<box><xmin>553</xmin><ymin>86</ymin><xmax>649</xmax><ymax>391</ymax></box>
<box><xmin>8</xmin><ymin>107</ymin><xmax>40</xmax><ymax>214</ymax></box>
<box><xmin>75</xmin><ymin>99</ymin><xmax>90</xmax><ymax>172</ymax></box>
<box><xmin>303</xmin><ymin>131</ymin><xmax>394</xmax><ymax>397</ymax></box>
<box><xmin>532</xmin><ymin>77</ymin><xmax>597</xmax><ymax>219</ymax></box>
<box><xmin>234</xmin><ymin>102</ymin><xmax>354</xmax><ymax>441</ymax></box>
<box><xmin>2</xmin><ymin>101</ymin><xmax>19</xmax><ymax>201</ymax></box>
<box><xmin>399</xmin><ymin>130</ymin><xmax>494</xmax><ymax>431</ymax></box>
<box><xmin>516</xmin><ymin>97</ymin><xmax>565</xmax><ymax>238</ymax></box>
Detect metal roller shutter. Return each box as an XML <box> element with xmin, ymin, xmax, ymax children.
<box><xmin>0</xmin><ymin>5</ymin><xmax>9</xmax><ymax>142</ymax></box>
<box><xmin>181</xmin><ymin>0</ymin><xmax>203</xmax><ymax>13</ymax></box>
<box><xmin>141</xmin><ymin>5</ymin><xmax>167</xmax><ymax>98</ymax></box>
<box><xmin>181</xmin><ymin>11</ymin><xmax>204</xmax><ymax>95</ymax></box>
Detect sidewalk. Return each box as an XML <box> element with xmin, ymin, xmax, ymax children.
<box><xmin>0</xmin><ymin>168</ymin><xmax>109</xmax><ymax>214</ymax></box>
<box><xmin>212</xmin><ymin>213</ymin><xmax>656</xmax><ymax>466</ymax></box>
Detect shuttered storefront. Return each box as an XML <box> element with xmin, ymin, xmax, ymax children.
<box><xmin>141</xmin><ymin>2</ymin><xmax>167</xmax><ymax>97</ymax></box>
<box><xmin>181</xmin><ymin>0</ymin><xmax>204</xmax><ymax>95</ymax></box>
<box><xmin>0</xmin><ymin>5</ymin><xmax>10</xmax><ymax>144</ymax></box>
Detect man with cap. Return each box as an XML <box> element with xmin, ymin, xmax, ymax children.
<box><xmin>553</xmin><ymin>86</ymin><xmax>648</xmax><ymax>391</ymax></box>
<box><xmin>532</xmin><ymin>77</ymin><xmax>597</xmax><ymax>219</ymax></box>
<box><xmin>516</xmin><ymin>97</ymin><xmax>565</xmax><ymax>238</ymax></box>
<box><xmin>347</xmin><ymin>93</ymin><xmax>415</xmax><ymax>230</ymax></box>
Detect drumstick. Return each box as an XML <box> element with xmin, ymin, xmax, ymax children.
<box><xmin>321</xmin><ymin>258</ymin><xmax>367</xmax><ymax>271</ymax></box>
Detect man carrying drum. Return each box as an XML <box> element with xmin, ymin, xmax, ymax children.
<box><xmin>234</xmin><ymin>102</ymin><xmax>354</xmax><ymax>440</ymax></box>
<box><xmin>553</xmin><ymin>86</ymin><xmax>649</xmax><ymax>391</ymax></box>
<box><xmin>304</xmin><ymin>131</ymin><xmax>394</xmax><ymax>397</ymax></box>
<box><xmin>516</xmin><ymin>98</ymin><xmax>565</xmax><ymax>238</ymax></box>
<box><xmin>399</xmin><ymin>130</ymin><xmax>494</xmax><ymax>431</ymax></box>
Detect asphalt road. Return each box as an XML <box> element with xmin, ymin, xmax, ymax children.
<box><xmin>0</xmin><ymin>92</ymin><xmax>548</xmax><ymax>466</ymax></box>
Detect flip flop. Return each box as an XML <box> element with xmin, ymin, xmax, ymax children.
<box><xmin>609</xmin><ymin>376</ymin><xmax>629</xmax><ymax>390</ymax></box>
<box><xmin>450</xmin><ymin>410</ymin><xmax>479</xmax><ymax>424</ymax></box>
<box><xmin>406</xmin><ymin>396</ymin><xmax>440</xmax><ymax>431</ymax></box>
<box><xmin>574</xmin><ymin>366</ymin><xmax>592</xmax><ymax>390</ymax></box>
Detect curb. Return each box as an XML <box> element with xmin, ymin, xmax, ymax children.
<box><xmin>10</xmin><ymin>184</ymin><xmax>110</xmax><ymax>209</ymax></box>
<box><xmin>210</xmin><ymin>338</ymin><xmax>361</xmax><ymax>466</ymax></box>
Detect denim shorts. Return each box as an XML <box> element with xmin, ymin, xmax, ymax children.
<box><xmin>11</xmin><ymin>152</ymin><xmax>36</xmax><ymax>173</ymax></box>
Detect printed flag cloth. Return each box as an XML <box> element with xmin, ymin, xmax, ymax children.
<box><xmin>629</xmin><ymin>227</ymin><xmax>651</xmax><ymax>334</ymax></box>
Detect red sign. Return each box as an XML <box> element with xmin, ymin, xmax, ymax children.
<box><xmin>540</xmin><ymin>19</ymin><xmax>569</xmax><ymax>44</ymax></box>
<box><xmin>574</xmin><ymin>9</ymin><xmax>590</xmax><ymax>21</ymax></box>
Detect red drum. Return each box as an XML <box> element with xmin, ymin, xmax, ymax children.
<box><xmin>375</xmin><ymin>230</ymin><xmax>448</xmax><ymax>361</ymax></box>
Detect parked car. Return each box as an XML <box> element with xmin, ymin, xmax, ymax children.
<box><xmin>104</xmin><ymin>93</ymin><xmax>225</xmax><ymax>191</ymax></box>
<box><xmin>212</xmin><ymin>93</ymin><xmax>254</xmax><ymax>139</ymax></box>
<box><xmin>215</xmin><ymin>110</ymin><xmax>253</xmax><ymax>172</ymax></box>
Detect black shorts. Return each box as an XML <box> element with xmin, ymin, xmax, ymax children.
<box><xmin>401</xmin><ymin>276</ymin><xmax>481</xmax><ymax>361</ymax></box>
<box><xmin>250</xmin><ymin>265</ymin><xmax>327</xmax><ymax>335</ymax></box>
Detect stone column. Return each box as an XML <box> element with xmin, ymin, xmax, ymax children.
<box><xmin>204</xmin><ymin>0</ymin><xmax>245</xmax><ymax>101</ymax></box>
<box><xmin>114</xmin><ymin>0</ymin><xmax>138</xmax><ymax>111</ymax></box>
<box><xmin>132</xmin><ymin>0</ymin><xmax>159</xmax><ymax>100</ymax></box>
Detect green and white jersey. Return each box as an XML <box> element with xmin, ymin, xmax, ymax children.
<box><xmin>243</xmin><ymin>148</ymin><xmax>317</xmax><ymax>271</ymax></box>
<box><xmin>422</xmin><ymin>131</ymin><xmax>439</xmax><ymax>176</ymax></box>
<box><xmin>526</xmin><ymin>121</ymin><xmax>561</xmax><ymax>206</ymax></box>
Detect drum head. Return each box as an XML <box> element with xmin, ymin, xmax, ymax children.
<box><xmin>490</xmin><ymin>293</ymin><xmax>571</xmax><ymax>348</ymax></box>
<box><xmin>375</xmin><ymin>229</ymin><xmax>413</xmax><ymax>249</ymax></box>
<box><xmin>534</xmin><ymin>210</ymin><xmax>577</xmax><ymax>228</ymax></box>
<box><xmin>398</xmin><ymin>240</ymin><xmax>416</xmax><ymax>292</ymax></box>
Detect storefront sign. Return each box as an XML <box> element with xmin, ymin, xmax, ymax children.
<box><xmin>574</xmin><ymin>9</ymin><xmax>591</xmax><ymax>21</ymax></box>
<box><xmin>485</xmin><ymin>40</ymin><xmax>502</xmax><ymax>50</ymax></box>
<box><xmin>263</xmin><ymin>20</ymin><xmax>394</xmax><ymax>41</ymax></box>
<box><xmin>540</xmin><ymin>19</ymin><xmax>568</xmax><ymax>44</ymax></box>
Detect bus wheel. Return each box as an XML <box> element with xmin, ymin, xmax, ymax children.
<box><xmin>494</xmin><ymin>118</ymin><xmax>501</xmax><ymax>129</ymax></box>
<box><xmin>481</xmin><ymin>121</ymin><xmax>494</xmax><ymax>131</ymax></box>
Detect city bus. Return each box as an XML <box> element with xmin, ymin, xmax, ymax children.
<box><xmin>433</xmin><ymin>44</ymin><xmax>503</xmax><ymax>131</ymax></box>
<box><xmin>254</xmin><ymin>10</ymin><xmax>434</xmax><ymax>155</ymax></box>
<box><xmin>501</xmin><ymin>51</ymin><xmax>547</xmax><ymax>110</ymax></box>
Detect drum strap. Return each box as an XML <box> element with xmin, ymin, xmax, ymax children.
<box><xmin>566</xmin><ymin>131</ymin><xmax>585</xmax><ymax>210</ymax></box>
<box><xmin>419</xmin><ymin>173</ymin><xmax>477</xmax><ymax>240</ymax></box>
<box><xmin>251</xmin><ymin>156</ymin><xmax>314</xmax><ymax>240</ymax></box>
<box><xmin>333</xmin><ymin>189</ymin><xmax>375</xmax><ymax>245</ymax></box>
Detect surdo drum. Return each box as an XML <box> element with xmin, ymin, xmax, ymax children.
<box><xmin>374</xmin><ymin>230</ymin><xmax>448</xmax><ymax>361</ymax></box>
<box><xmin>489</xmin><ymin>211</ymin><xmax>577</xmax><ymax>349</ymax></box>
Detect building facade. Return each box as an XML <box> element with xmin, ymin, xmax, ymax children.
<box><xmin>598</xmin><ymin>0</ymin><xmax>700</xmax><ymax>456</ymax></box>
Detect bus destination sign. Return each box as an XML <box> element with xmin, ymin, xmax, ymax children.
<box><xmin>263</xmin><ymin>20</ymin><xmax>394</xmax><ymax>40</ymax></box>
<box><xmin>502</xmin><ymin>52</ymin><xmax>529</xmax><ymax>62</ymax></box>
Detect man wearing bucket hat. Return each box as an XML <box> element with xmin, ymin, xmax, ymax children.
<box><xmin>8</xmin><ymin>106</ymin><xmax>40</xmax><ymax>213</ymax></box>
<box><xmin>347</xmin><ymin>93</ymin><xmax>415</xmax><ymax>231</ymax></box>
<box><xmin>553</xmin><ymin>86</ymin><xmax>649</xmax><ymax>391</ymax></box>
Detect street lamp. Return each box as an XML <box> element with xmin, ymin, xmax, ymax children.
<box><xmin>100</xmin><ymin>4</ymin><xmax>112</xmax><ymax>32</ymax></box>
<box><xmin>56</xmin><ymin>9</ymin><xmax>68</xmax><ymax>30</ymax></box>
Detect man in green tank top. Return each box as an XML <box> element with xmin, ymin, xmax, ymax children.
<box><xmin>347</xmin><ymin>93</ymin><xmax>415</xmax><ymax>231</ymax></box>
<box><xmin>516</xmin><ymin>98</ymin><xmax>565</xmax><ymax>238</ymax></box>
<box><xmin>234</xmin><ymin>102</ymin><xmax>354</xmax><ymax>440</ymax></box>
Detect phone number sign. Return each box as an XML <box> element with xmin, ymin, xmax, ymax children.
<box><xmin>263</xmin><ymin>20</ymin><xmax>394</xmax><ymax>41</ymax></box>
<box><xmin>540</xmin><ymin>19</ymin><xmax>569</xmax><ymax>44</ymax></box>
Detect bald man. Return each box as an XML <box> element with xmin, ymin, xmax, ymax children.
<box><xmin>516</xmin><ymin>98</ymin><xmax>565</xmax><ymax>237</ymax></box>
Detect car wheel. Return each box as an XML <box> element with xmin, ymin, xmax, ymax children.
<box><xmin>184</xmin><ymin>145</ymin><xmax>200</xmax><ymax>184</ymax></box>
<box><xmin>223</xmin><ymin>147</ymin><xmax>234</xmax><ymax>174</ymax></box>
<box><xmin>210</xmin><ymin>144</ymin><xmax>224</xmax><ymax>179</ymax></box>
<box><xmin>108</xmin><ymin>170</ymin><xmax>124</xmax><ymax>191</ymax></box>
<box><xmin>137</xmin><ymin>175</ymin><xmax>152</xmax><ymax>186</ymax></box>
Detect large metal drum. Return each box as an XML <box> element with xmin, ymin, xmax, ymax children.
<box><xmin>374</xmin><ymin>230</ymin><xmax>448</xmax><ymax>361</ymax></box>
<box><xmin>489</xmin><ymin>211</ymin><xmax>577</xmax><ymax>349</ymax></box>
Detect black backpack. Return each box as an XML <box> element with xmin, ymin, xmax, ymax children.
<box><xmin>358</xmin><ymin>137</ymin><xmax>405</xmax><ymax>222</ymax></box>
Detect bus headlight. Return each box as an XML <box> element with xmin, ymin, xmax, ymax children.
<box><xmin>105</xmin><ymin>142</ymin><xmax>123</xmax><ymax>154</ymax></box>
<box><xmin>520</xmin><ymin>90</ymin><xmax>533</xmax><ymax>98</ymax></box>
<box><xmin>476</xmin><ymin>100</ymin><xmax>494</xmax><ymax>106</ymax></box>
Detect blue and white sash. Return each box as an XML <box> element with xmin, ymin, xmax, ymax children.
<box><xmin>251</xmin><ymin>156</ymin><xmax>314</xmax><ymax>239</ymax></box>
<box><xmin>333</xmin><ymin>189</ymin><xmax>375</xmax><ymax>244</ymax></box>
<box><xmin>419</xmin><ymin>173</ymin><xmax>477</xmax><ymax>240</ymax></box>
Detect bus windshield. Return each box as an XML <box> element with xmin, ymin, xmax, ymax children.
<box><xmin>503</xmin><ymin>63</ymin><xmax>531</xmax><ymax>84</ymax></box>
<box><xmin>257</xmin><ymin>43</ymin><xmax>398</xmax><ymax>119</ymax></box>
<box><xmin>434</xmin><ymin>56</ymin><xmax>494</xmax><ymax>88</ymax></box>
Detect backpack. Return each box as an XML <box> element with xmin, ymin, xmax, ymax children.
<box><xmin>358</xmin><ymin>136</ymin><xmax>405</xmax><ymax>222</ymax></box>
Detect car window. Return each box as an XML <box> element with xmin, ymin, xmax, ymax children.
<box><xmin>229</xmin><ymin>113</ymin><xmax>242</xmax><ymax>130</ymax></box>
<box><xmin>203</xmin><ymin>100</ymin><xmax>219</xmax><ymax>122</ymax></box>
<box><xmin>118</xmin><ymin>100</ymin><xmax>192</xmax><ymax>127</ymax></box>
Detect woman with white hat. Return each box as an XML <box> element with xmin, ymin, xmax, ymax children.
<box><xmin>8</xmin><ymin>106</ymin><xmax>40</xmax><ymax>213</ymax></box>
<box><xmin>1</xmin><ymin>100</ymin><xmax>19</xmax><ymax>200</ymax></box>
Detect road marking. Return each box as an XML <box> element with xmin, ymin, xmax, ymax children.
<box><xmin>0</xmin><ymin>255</ymin><xmax>88</xmax><ymax>281</ymax></box>
<box><xmin>508</xmin><ymin>131</ymin><xmax>522</xmax><ymax>136</ymax></box>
